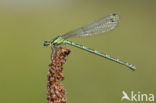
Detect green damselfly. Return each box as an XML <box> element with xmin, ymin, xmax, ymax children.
<box><xmin>44</xmin><ymin>14</ymin><xmax>136</xmax><ymax>70</ymax></box>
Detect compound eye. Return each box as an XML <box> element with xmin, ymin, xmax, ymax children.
<box><xmin>44</xmin><ymin>41</ymin><xmax>50</xmax><ymax>46</ymax></box>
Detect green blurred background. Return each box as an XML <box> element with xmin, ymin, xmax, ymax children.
<box><xmin>0</xmin><ymin>0</ymin><xmax>156</xmax><ymax>103</ymax></box>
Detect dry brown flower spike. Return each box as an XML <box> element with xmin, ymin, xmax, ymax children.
<box><xmin>47</xmin><ymin>47</ymin><xmax>70</xmax><ymax>103</ymax></box>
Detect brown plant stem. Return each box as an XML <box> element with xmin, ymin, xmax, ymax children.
<box><xmin>47</xmin><ymin>47</ymin><xmax>70</xmax><ymax>103</ymax></box>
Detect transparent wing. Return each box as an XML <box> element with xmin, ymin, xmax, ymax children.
<box><xmin>61</xmin><ymin>14</ymin><xmax>119</xmax><ymax>39</ymax></box>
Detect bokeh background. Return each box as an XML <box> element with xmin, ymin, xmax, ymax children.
<box><xmin>0</xmin><ymin>0</ymin><xmax>156</xmax><ymax>103</ymax></box>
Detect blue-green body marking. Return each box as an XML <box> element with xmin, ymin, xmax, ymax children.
<box><xmin>63</xmin><ymin>39</ymin><xmax>136</xmax><ymax>70</ymax></box>
<box><xmin>44</xmin><ymin>14</ymin><xmax>136</xmax><ymax>71</ymax></box>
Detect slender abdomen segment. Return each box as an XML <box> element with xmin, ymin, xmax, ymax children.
<box><xmin>64</xmin><ymin>40</ymin><xmax>136</xmax><ymax>71</ymax></box>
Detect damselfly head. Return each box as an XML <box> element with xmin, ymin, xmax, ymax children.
<box><xmin>44</xmin><ymin>36</ymin><xmax>64</xmax><ymax>47</ymax></box>
<box><xmin>44</xmin><ymin>41</ymin><xmax>50</xmax><ymax>47</ymax></box>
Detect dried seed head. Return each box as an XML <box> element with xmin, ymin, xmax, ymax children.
<box><xmin>47</xmin><ymin>47</ymin><xmax>70</xmax><ymax>103</ymax></box>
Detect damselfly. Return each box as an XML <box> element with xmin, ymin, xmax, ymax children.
<box><xmin>44</xmin><ymin>14</ymin><xmax>136</xmax><ymax>71</ymax></box>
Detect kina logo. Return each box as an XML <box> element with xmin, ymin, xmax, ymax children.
<box><xmin>121</xmin><ymin>90</ymin><xmax>154</xmax><ymax>102</ymax></box>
